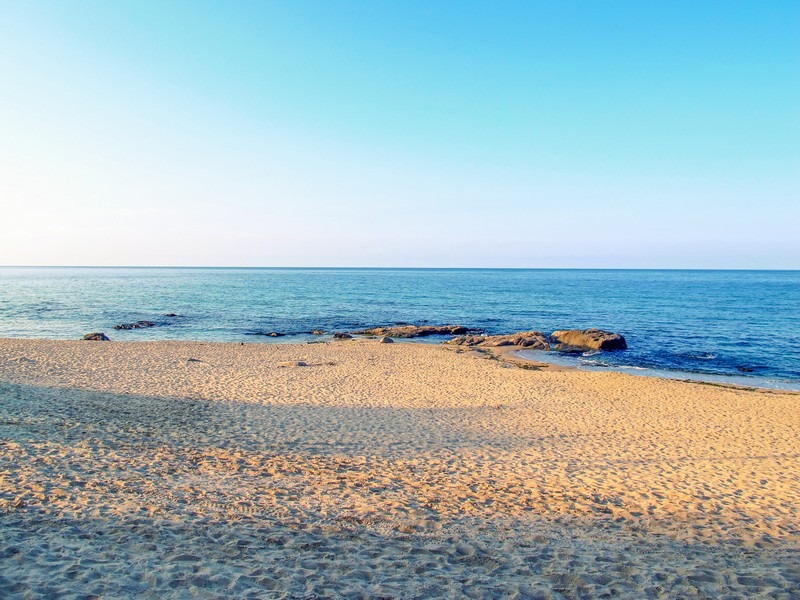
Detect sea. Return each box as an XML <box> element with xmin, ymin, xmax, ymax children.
<box><xmin>1</xmin><ymin>267</ymin><xmax>798</xmax><ymax>390</ymax></box>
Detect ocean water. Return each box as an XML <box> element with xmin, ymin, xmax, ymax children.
<box><xmin>1</xmin><ymin>267</ymin><xmax>798</xmax><ymax>390</ymax></box>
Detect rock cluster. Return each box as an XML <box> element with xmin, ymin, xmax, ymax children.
<box><xmin>549</xmin><ymin>329</ymin><xmax>627</xmax><ymax>351</ymax></box>
<box><xmin>446</xmin><ymin>331</ymin><xmax>549</xmax><ymax>350</ymax></box>
<box><xmin>114</xmin><ymin>321</ymin><xmax>156</xmax><ymax>330</ymax></box>
<box><xmin>82</xmin><ymin>333</ymin><xmax>110</xmax><ymax>341</ymax></box>
<box><xmin>353</xmin><ymin>325</ymin><xmax>475</xmax><ymax>338</ymax></box>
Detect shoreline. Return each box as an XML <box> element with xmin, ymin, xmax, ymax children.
<box><xmin>4</xmin><ymin>332</ymin><xmax>798</xmax><ymax>393</ymax></box>
<box><xmin>2</xmin><ymin>337</ymin><xmax>799</xmax><ymax>597</ymax></box>
<box><xmin>508</xmin><ymin>347</ymin><xmax>800</xmax><ymax>393</ymax></box>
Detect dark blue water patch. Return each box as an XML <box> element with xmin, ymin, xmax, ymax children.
<box><xmin>1</xmin><ymin>267</ymin><xmax>798</xmax><ymax>386</ymax></box>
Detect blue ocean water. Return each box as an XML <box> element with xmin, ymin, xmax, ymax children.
<box><xmin>1</xmin><ymin>267</ymin><xmax>798</xmax><ymax>389</ymax></box>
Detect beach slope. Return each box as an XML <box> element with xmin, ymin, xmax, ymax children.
<box><xmin>1</xmin><ymin>338</ymin><xmax>799</xmax><ymax>598</ymax></box>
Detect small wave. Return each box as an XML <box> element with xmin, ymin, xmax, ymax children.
<box><xmin>579</xmin><ymin>359</ymin><xmax>610</xmax><ymax>367</ymax></box>
<box><xmin>582</xmin><ymin>350</ymin><xmax>601</xmax><ymax>357</ymax></box>
<box><xmin>687</xmin><ymin>352</ymin><xmax>717</xmax><ymax>361</ymax></box>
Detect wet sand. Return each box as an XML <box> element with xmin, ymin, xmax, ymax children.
<box><xmin>1</xmin><ymin>338</ymin><xmax>799</xmax><ymax>598</ymax></box>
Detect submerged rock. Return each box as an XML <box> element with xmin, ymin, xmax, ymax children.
<box><xmin>82</xmin><ymin>332</ymin><xmax>110</xmax><ymax>341</ymax></box>
<box><xmin>550</xmin><ymin>329</ymin><xmax>627</xmax><ymax>351</ymax></box>
<box><xmin>114</xmin><ymin>320</ymin><xmax>156</xmax><ymax>330</ymax></box>
<box><xmin>446</xmin><ymin>331</ymin><xmax>549</xmax><ymax>350</ymax></box>
<box><xmin>353</xmin><ymin>325</ymin><xmax>475</xmax><ymax>338</ymax></box>
<box><xmin>247</xmin><ymin>331</ymin><xmax>285</xmax><ymax>337</ymax></box>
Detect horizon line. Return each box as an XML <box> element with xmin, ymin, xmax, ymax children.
<box><xmin>1</xmin><ymin>265</ymin><xmax>798</xmax><ymax>272</ymax></box>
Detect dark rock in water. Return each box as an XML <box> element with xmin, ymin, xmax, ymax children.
<box><xmin>247</xmin><ymin>331</ymin><xmax>285</xmax><ymax>337</ymax></box>
<box><xmin>446</xmin><ymin>331</ymin><xmax>550</xmax><ymax>350</ymax></box>
<box><xmin>333</xmin><ymin>332</ymin><xmax>353</xmax><ymax>340</ymax></box>
<box><xmin>114</xmin><ymin>320</ymin><xmax>157</xmax><ymax>330</ymax></box>
<box><xmin>737</xmin><ymin>366</ymin><xmax>754</xmax><ymax>373</ymax></box>
<box><xmin>378</xmin><ymin>336</ymin><xmax>394</xmax><ymax>344</ymax></box>
<box><xmin>353</xmin><ymin>324</ymin><xmax>475</xmax><ymax>338</ymax></box>
<box><xmin>550</xmin><ymin>329</ymin><xmax>627</xmax><ymax>351</ymax></box>
<box><xmin>82</xmin><ymin>332</ymin><xmax>110</xmax><ymax>341</ymax></box>
<box><xmin>164</xmin><ymin>313</ymin><xmax>181</xmax><ymax>318</ymax></box>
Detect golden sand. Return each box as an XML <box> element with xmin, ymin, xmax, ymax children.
<box><xmin>1</xmin><ymin>338</ymin><xmax>798</xmax><ymax>598</ymax></box>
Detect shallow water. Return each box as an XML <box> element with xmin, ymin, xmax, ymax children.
<box><xmin>1</xmin><ymin>267</ymin><xmax>798</xmax><ymax>388</ymax></box>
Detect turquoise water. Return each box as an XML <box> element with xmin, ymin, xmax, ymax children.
<box><xmin>1</xmin><ymin>267</ymin><xmax>798</xmax><ymax>389</ymax></box>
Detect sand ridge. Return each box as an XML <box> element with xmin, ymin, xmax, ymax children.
<box><xmin>1</xmin><ymin>338</ymin><xmax>799</xmax><ymax>598</ymax></box>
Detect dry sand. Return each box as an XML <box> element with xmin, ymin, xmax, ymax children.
<box><xmin>1</xmin><ymin>337</ymin><xmax>798</xmax><ymax>599</ymax></box>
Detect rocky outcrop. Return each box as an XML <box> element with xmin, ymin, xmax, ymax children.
<box><xmin>82</xmin><ymin>333</ymin><xmax>110</xmax><ymax>341</ymax></box>
<box><xmin>353</xmin><ymin>325</ymin><xmax>475</xmax><ymax>338</ymax></box>
<box><xmin>550</xmin><ymin>329</ymin><xmax>627</xmax><ymax>351</ymax></box>
<box><xmin>446</xmin><ymin>331</ymin><xmax>549</xmax><ymax>350</ymax></box>
<box><xmin>114</xmin><ymin>320</ymin><xmax>156</xmax><ymax>330</ymax></box>
<box><xmin>246</xmin><ymin>331</ymin><xmax>285</xmax><ymax>337</ymax></box>
<box><xmin>333</xmin><ymin>332</ymin><xmax>353</xmax><ymax>340</ymax></box>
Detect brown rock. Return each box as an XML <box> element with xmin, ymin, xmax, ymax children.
<box><xmin>353</xmin><ymin>325</ymin><xmax>474</xmax><ymax>338</ymax></box>
<box><xmin>445</xmin><ymin>331</ymin><xmax>549</xmax><ymax>350</ymax></box>
<box><xmin>333</xmin><ymin>332</ymin><xmax>353</xmax><ymax>340</ymax></box>
<box><xmin>549</xmin><ymin>329</ymin><xmax>627</xmax><ymax>351</ymax></box>
<box><xmin>82</xmin><ymin>332</ymin><xmax>110</xmax><ymax>341</ymax></box>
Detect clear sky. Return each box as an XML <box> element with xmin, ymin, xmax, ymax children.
<box><xmin>1</xmin><ymin>1</ymin><xmax>798</xmax><ymax>268</ymax></box>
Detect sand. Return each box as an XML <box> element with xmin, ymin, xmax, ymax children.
<box><xmin>1</xmin><ymin>338</ymin><xmax>798</xmax><ymax>599</ymax></box>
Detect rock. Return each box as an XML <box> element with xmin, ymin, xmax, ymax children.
<box><xmin>333</xmin><ymin>332</ymin><xmax>353</xmax><ymax>340</ymax></box>
<box><xmin>114</xmin><ymin>320</ymin><xmax>156</xmax><ymax>330</ymax></box>
<box><xmin>550</xmin><ymin>329</ymin><xmax>627</xmax><ymax>351</ymax></box>
<box><xmin>246</xmin><ymin>331</ymin><xmax>285</xmax><ymax>337</ymax></box>
<box><xmin>82</xmin><ymin>332</ymin><xmax>110</xmax><ymax>341</ymax></box>
<box><xmin>445</xmin><ymin>331</ymin><xmax>549</xmax><ymax>350</ymax></box>
<box><xmin>353</xmin><ymin>325</ymin><xmax>475</xmax><ymax>338</ymax></box>
<box><xmin>378</xmin><ymin>336</ymin><xmax>394</xmax><ymax>343</ymax></box>
<box><xmin>164</xmin><ymin>313</ymin><xmax>181</xmax><ymax>317</ymax></box>
<box><xmin>311</xmin><ymin>330</ymin><xmax>325</xmax><ymax>335</ymax></box>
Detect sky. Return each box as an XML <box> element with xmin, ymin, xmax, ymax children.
<box><xmin>0</xmin><ymin>1</ymin><xmax>798</xmax><ymax>268</ymax></box>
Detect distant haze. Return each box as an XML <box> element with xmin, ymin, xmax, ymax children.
<box><xmin>1</xmin><ymin>1</ymin><xmax>798</xmax><ymax>268</ymax></box>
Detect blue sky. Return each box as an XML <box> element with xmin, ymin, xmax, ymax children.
<box><xmin>1</xmin><ymin>1</ymin><xmax>798</xmax><ymax>268</ymax></box>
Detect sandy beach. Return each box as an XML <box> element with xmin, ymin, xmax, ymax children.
<box><xmin>1</xmin><ymin>337</ymin><xmax>798</xmax><ymax>598</ymax></box>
